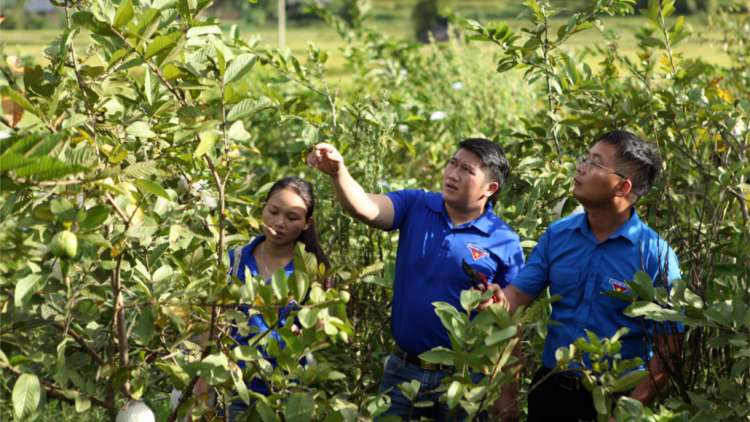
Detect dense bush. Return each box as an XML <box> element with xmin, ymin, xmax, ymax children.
<box><xmin>1</xmin><ymin>0</ymin><xmax>748</xmax><ymax>421</ymax></box>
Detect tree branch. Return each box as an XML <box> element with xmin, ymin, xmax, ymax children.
<box><xmin>51</xmin><ymin>322</ymin><xmax>107</xmax><ymax>367</ymax></box>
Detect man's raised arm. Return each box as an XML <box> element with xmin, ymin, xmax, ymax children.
<box><xmin>307</xmin><ymin>143</ymin><xmax>395</xmax><ymax>231</ymax></box>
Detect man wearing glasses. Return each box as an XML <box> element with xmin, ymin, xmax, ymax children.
<box><xmin>491</xmin><ymin>130</ymin><xmax>683</xmax><ymax>422</ymax></box>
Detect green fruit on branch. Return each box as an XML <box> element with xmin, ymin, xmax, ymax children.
<box><xmin>336</xmin><ymin>331</ymin><xmax>349</xmax><ymax>343</ymax></box>
<box><xmin>338</xmin><ymin>290</ymin><xmax>351</xmax><ymax>304</ymax></box>
<box><xmin>50</xmin><ymin>231</ymin><xmax>78</xmax><ymax>259</ymax></box>
<box><xmin>116</xmin><ymin>401</ymin><xmax>155</xmax><ymax>422</ymax></box>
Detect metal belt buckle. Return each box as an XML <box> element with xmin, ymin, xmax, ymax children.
<box><xmin>558</xmin><ymin>374</ymin><xmax>580</xmax><ymax>390</ymax></box>
<box><xmin>421</xmin><ymin>361</ymin><xmax>438</xmax><ymax>371</ymax></box>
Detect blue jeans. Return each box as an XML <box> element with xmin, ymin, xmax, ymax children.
<box><xmin>216</xmin><ymin>396</ymin><xmax>250</xmax><ymax>421</ymax></box>
<box><xmin>378</xmin><ymin>353</ymin><xmax>487</xmax><ymax>422</ymax></box>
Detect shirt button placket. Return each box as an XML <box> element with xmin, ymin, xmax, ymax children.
<box><xmin>578</xmin><ymin>247</ymin><xmax>602</xmax><ymax>331</ymax></box>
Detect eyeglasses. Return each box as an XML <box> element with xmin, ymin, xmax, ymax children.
<box><xmin>575</xmin><ymin>155</ymin><xmax>628</xmax><ymax>179</ymax></box>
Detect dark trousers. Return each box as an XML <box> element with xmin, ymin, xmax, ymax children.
<box><xmin>527</xmin><ymin>366</ymin><xmax>626</xmax><ymax>422</ymax></box>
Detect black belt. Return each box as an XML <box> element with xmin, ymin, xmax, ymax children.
<box><xmin>537</xmin><ymin>365</ymin><xmax>586</xmax><ymax>391</ymax></box>
<box><xmin>393</xmin><ymin>344</ymin><xmax>455</xmax><ymax>372</ymax></box>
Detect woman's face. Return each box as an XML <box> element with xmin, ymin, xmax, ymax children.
<box><xmin>262</xmin><ymin>188</ymin><xmax>313</xmax><ymax>246</ymax></box>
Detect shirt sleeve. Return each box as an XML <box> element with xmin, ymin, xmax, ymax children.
<box><xmin>650</xmin><ymin>244</ymin><xmax>685</xmax><ymax>335</ymax></box>
<box><xmin>384</xmin><ymin>189</ymin><xmax>423</xmax><ymax>231</ymax></box>
<box><xmin>494</xmin><ymin>240</ymin><xmax>526</xmax><ymax>288</ymax></box>
<box><xmin>509</xmin><ymin>231</ymin><xmax>550</xmax><ymax>298</ymax></box>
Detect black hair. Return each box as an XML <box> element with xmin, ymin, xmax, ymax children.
<box><xmin>457</xmin><ymin>138</ymin><xmax>511</xmax><ymax>205</ymax></box>
<box><xmin>596</xmin><ymin>130</ymin><xmax>662</xmax><ymax>201</ymax></box>
<box><xmin>265</xmin><ymin>177</ymin><xmax>331</xmax><ymax>276</ymax></box>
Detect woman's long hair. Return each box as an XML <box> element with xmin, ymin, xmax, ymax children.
<box><xmin>265</xmin><ymin>177</ymin><xmax>331</xmax><ymax>279</ymax></box>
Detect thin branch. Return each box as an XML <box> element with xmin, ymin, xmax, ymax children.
<box><xmin>51</xmin><ymin>322</ymin><xmax>107</xmax><ymax>366</ymax></box>
<box><xmin>108</xmin><ymin>26</ymin><xmax>187</xmax><ymax>108</ymax></box>
<box><xmin>64</xmin><ymin>0</ymin><xmax>100</xmax><ymax>164</ymax></box>
<box><xmin>0</xmin><ymin>115</ymin><xmax>21</xmax><ymax>131</ymax></box>
<box><xmin>657</xmin><ymin>4</ymin><xmax>677</xmax><ymax>73</ymax></box>
<box><xmin>541</xmin><ymin>3</ymin><xmax>561</xmax><ymax>156</ymax></box>
<box><xmin>9</xmin><ymin>177</ymin><xmax>89</xmax><ymax>187</ymax></box>
<box><xmin>104</xmin><ymin>193</ymin><xmax>129</xmax><ymax>223</ymax></box>
<box><xmin>0</xmin><ymin>361</ymin><xmax>109</xmax><ymax>408</ymax></box>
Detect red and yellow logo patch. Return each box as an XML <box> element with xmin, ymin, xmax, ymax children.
<box><xmin>467</xmin><ymin>243</ymin><xmax>490</xmax><ymax>260</ymax></box>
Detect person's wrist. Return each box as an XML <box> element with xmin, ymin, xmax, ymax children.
<box><xmin>328</xmin><ymin>165</ymin><xmax>347</xmax><ymax>178</ymax></box>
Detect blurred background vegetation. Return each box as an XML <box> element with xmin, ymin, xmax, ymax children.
<box><xmin>0</xmin><ymin>0</ymin><xmax>742</xmax><ymax>74</ymax></box>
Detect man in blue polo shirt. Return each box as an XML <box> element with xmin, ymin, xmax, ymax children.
<box><xmin>308</xmin><ymin>138</ymin><xmax>525</xmax><ymax>420</ymax></box>
<box><xmin>494</xmin><ymin>131</ymin><xmax>683</xmax><ymax>422</ymax></box>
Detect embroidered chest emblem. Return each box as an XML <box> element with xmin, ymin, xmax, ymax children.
<box><xmin>609</xmin><ymin>278</ymin><xmax>628</xmax><ymax>293</ymax></box>
<box><xmin>467</xmin><ymin>243</ymin><xmax>490</xmax><ymax>260</ymax></box>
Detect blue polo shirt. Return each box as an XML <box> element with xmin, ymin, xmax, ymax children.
<box><xmin>511</xmin><ymin>209</ymin><xmax>683</xmax><ymax>372</ymax></box>
<box><xmin>385</xmin><ymin>189</ymin><xmax>525</xmax><ymax>355</ymax></box>
<box><xmin>228</xmin><ymin>235</ymin><xmax>298</xmax><ymax>395</ymax></box>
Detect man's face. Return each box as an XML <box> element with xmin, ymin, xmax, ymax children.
<box><xmin>573</xmin><ymin>141</ymin><xmax>627</xmax><ymax>206</ymax></box>
<box><xmin>442</xmin><ymin>148</ymin><xmax>496</xmax><ymax>209</ymax></box>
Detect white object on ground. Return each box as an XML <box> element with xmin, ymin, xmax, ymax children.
<box><xmin>116</xmin><ymin>401</ymin><xmax>155</xmax><ymax>422</ymax></box>
<box><xmin>430</xmin><ymin>111</ymin><xmax>447</xmax><ymax>121</ymax></box>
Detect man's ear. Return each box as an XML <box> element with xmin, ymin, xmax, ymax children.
<box><xmin>614</xmin><ymin>179</ymin><xmax>633</xmax><ymax>199</ymax></box>
<box><xmin>484</xmin><ymin>181</ymin><xmax>500</xmax><ymax>199</ymax></box>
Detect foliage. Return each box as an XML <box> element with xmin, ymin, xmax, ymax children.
<box><xmin>1</xmin><ymin>0</ymin><xmax>749</xmax><ymax>421</ymax></box>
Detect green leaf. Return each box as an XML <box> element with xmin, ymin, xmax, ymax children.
<box><xmin>612</xmin><ymin>370</ymin><xmax>650</xmax><ymax>392</ymax></box>
<box><xmin>145</xmin><ymin>35</ymin><xmax>176</xmax><ymax>59</ymax></box>
<box><xmin>77</xmin><ymin>233</ymin><xmax>112</xmax><ymax>248</ymax></box>
<box><xmin>62</xmin><ymin>114</ymin><xmax>90</xmax><ymax>130</ymax></box>
<box><xmin>13</xmin><ymin>373</ymin><xmax>41</xmax><ymax>421</ymax></box>
<box><xmin>446</xmin><ymin>381</ymin><xmax>464</xmax><ymax>409</ymax></box>
<box><xmin>223</xmin><ymin>54</ymin><xmax>257</xmax><ymax>85</ymax></box>
<box><xmin>112</xmin><ymin>0</ymin><xmax>135</xmax><ymax>28</ymax></box>
<box><xmin>641</xmin><ymin>37</ymin><xmax>666</xmax><ymax>48</ymax></box>
<box><xmin>75</xmin><ymin>394</ymin><xmax>91</xmax><ymax>413</ymax></box>
<box><xmin>15</xmin><ymin>273</ymin><xmax>48</xmax><ymax>307</ymax></box>
<box><xmin>0</xmin><ymin>153</ymin><xmax>33</xmax><ymax>171</ymax></box>
<box><xmin>126</xmin><ymin>121</ymin><xmax>157</xmax><ymax>138</ymax></box>
<box><xmin>122</xmin><ymin>161</ymin><xmax>158</xmax><ymax>179</ymax></box>
<box><xmin>139</xmin><ymin>306</ymin><xmax>156</xmax><ymax>343</ymax></box>
<box><xmin>226</xmin><ymin>97</ymin><xmax>272</xmax><ymax>121</ymax></box>
<box><xmin>133</xmin><ymin>178</ymin><xmax>171</xmax><ymax>201</ymax></box>
<box><xmin>108</xmin><ymin>145</ymin><xmax>128</xmax><ymax>164</ymax></box>
<box><xmin>135</xmin><ymin>8</ymin><xmax>162</xmax><ymax>46</ymax></box>
<box><xmin>623</xmin><ymin>302</ymin><xmax>687</xmax><ymax>322</ymax></box>
<box><xmin>418</xmin><ymin>347</ymin><xmax>454</xmax><ymax>366</ymax></box>
<box><xmin>156</xmin><ymin>33</ymin><xmax>186</xmax><ymax>67</ymax></box>
<box><xmin>227</xmin><ymin>121</ymin><xmax>251</xmax><ymax>141</ymax></box>
<box><xmin>193</xmin><ymin>131</ymin><xmax>219</xmax><ymax>158</ymax></box>
<box><xmin>633</xmin><ymin>271</ymin><xmax>654</xmax><ymax>302</ymax></box>
<box><xmin>460</xmin><ymin>289</ymin><xmax>482</xmax><ymax>312</ymax></box>
<box><xmin>231</xmin><ymin>365</ymin><xmax>249</xmax><ymax>405</ymax></box>
<box><xmin>256</xmin><ymin>402</ymin><xmax>276</xmax><ymax>422</ymax></box>
<box><xmin>13</xmin><ymin>156</ymin><xmax>82</xmax><ymax>181</ymax></box>
<box><xmin>51</xmin><ymin>197</ymin><xmax>76</xmax><ymax>222</ymax></box>
<box><xmin>592</xmin><ymin>386</ymin><xmax>609</xmax><ymax>415</ymax></box>
<box><xmin>297</xmin><ymin>308</ymin><xmax>319</xmax><ymax>329</ymax></box>
<box><xmin>486</xmin><ymin>326</ymin><xmax>517</xmax><ymax>346</ymax></box>
<box><xmin>285</xmin><ymin>393</ymin><xmax>315</xmax><ymax>422</ymax></box>
<box><xmin>108</xmin><ymin>49</ymin><xmax>131</xmax><ymax>70</ymax></box>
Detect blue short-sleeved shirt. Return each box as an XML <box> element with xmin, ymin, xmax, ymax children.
<box><xmin>228</xmin><ymin>235</ymin><xmax>297</xmax><ymax>395</ymax></box>
<box><xmin>510</xmin><ymin>209</ymin><xmax>683</xmax><ymax>372</ymax></box>
<box><xmin>385</xmin><ymin>189</ymin><xmax>525</xmax><ymax>355</ymax></box>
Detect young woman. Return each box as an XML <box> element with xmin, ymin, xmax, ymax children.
<box><xmin>194</xmin><ymin>177</ymin><xmax>331</xmax><ymax>421</ymax></box>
